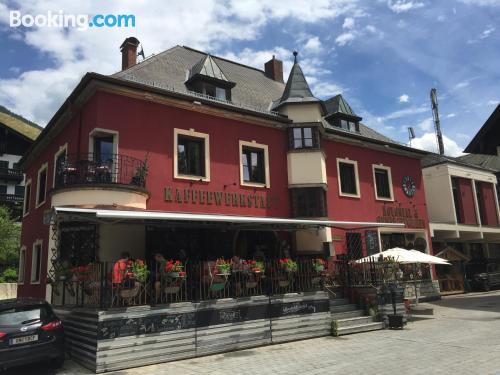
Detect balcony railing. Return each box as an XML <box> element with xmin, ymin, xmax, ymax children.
<box><xmin>0</xmin><ymin>193</ymin><xmax>23</xmax><ymax>204</ymax></box>
<box><xmin>0</xmin><ymin>168</ymin><xmax>23</xmax><ymax>182</ymax></box>
<box><xmin>50</xmin><ymin>258</ymin><xmax>328</xmax><ymax>309</ymax></box>
<box><xmin>54</xmin><ymin>153</ymin><xmax>147</xmax><ymax>189</ymax></box>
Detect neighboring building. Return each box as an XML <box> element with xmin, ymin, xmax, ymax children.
<box><xmin>17</xmin><ymin>38</ymin><xmax>433</xmax><ymax>371</ymax></box>
<box><xmin>0</xmin><ymin>106</ymin><xmax>41</xmax><ymax>219</ymax></box>
<box><xmin>459</xmin><ymin>104</ymin><xmax>500</xmax><ymax>197</ymax></box>
<box><xmin>421</xmin><ymin>153</ymin><xmax>500</xmax><ymax>293</ymax></box>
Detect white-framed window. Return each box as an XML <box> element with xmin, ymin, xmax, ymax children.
<box><xmin>23</xmin><ymin>179</ymin><xmax>31</xmax><ymax>216</ymax></box>
<box><xmin>36</xmin><ymin>163</ymin><xmax>48</xmax><ymax>208</ymax></box>
<box><xmin>53</xmin><ymin>143</ymin><xmax>68</xmax><ymax>188</ymax></box>
<box><xmin>337</xmin><ymin>158</ymin><xmax>360</xmax><ymax>198</ymax></box>
<box><xmin>31</xmin><ymin>240</ymin><xmax>43</xmax><ymax>284</ymax></box>
<box><xmin>372</xmin><ymin>164</ymin><xmax>394</xmax><ymax>201</ymax></box>
<box><xmin>18</xmin><ymin>246</ymin><xmax>26</xmax><ymax>285</ymax></box>
<box><xmin>89</xmin><ymin>128</ymin><xmax>119</xmax><ymax>181</ymax></box>
<box><xmin>174</xmin><ymin>128</ymin><xmax>210</xmax><ymax>182</ymax></box>
<box><xmin>239</xmin><ymin>140</ymin><xmax>270</xmax><ymax>188</ymax></box>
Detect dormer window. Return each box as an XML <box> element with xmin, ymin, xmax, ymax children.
<box><xmin>323</xmin><ymin>94</ymin><xmax>362</xmax><ymax>133</ymax></box>
<box><xmin>186</xmin><ymin>54</ymin><xmax>235</xmax><ymax>101</ymax></box>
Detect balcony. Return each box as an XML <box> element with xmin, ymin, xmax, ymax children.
<box><xmin>52</xmin><ymin>153</ymin><xmax>149</xmax><ymax>210</ymax></box>
<box><xmin>54</xmin><ymin>153</ymin><xmax>147</xmax><ymax>190</ymax></box>
<box><xmin>0</xmin><ymin>193</ymin><xmax>23</xmax><ymax>204</ymax></box>
<box><xmin>0</xmin><ymin>168</ymin><xmax>23</xmax><ymax>182</ymax></box>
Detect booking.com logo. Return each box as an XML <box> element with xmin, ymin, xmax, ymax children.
<box><xmin>9</xmin><ymin>11</ymin><xmax>135</xmax><ymax>31</ymax></box>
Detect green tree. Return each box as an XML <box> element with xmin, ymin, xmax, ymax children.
<box><xmin>0</xmin><ymin>206</ymin><xmax>21</xmax><ymax>282</ymax></box>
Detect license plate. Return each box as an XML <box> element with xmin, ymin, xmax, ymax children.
<box><xmin>10</xmin><ymin>334</ymin><xmax>38</xmax><ymax>345</ymax></box>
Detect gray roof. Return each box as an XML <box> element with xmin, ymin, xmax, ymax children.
<box><xmin>323</xmin><ymin>94</ymin><xmax>358</xmax><ymax>118</ymax></box>
<box><xmin>113</xmin><ymin>46</ymin><xmax>285</xmax><ymax>113</ymax></box>
<box><xmin>421</xmin><ymin>153</ymin><xmax>497</xmax><ymax>172</ymax></box>
<box><xmin>272</xmin><ymin>61</ymin><xmax>320</xmax><ymax>109</ymax></box>
<box><xmin>456</xmin><ymin>154</ymin><xmax>500</xmax><ymax>172</ymax></box>
<box><xmin>112</xmin><ymin>45</ymin><xmax>423</xmax><ymax>154</ymax></box>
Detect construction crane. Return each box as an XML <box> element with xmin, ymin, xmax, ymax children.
<box><xmin>430</xmin><ymin>88</ymin><xmax>445</xmax><ymax>155</ymax></box>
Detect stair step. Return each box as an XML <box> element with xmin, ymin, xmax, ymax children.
<box><xmin>330</xmin><ymin>304</ymin><xmax>358</xmax><ymax>313</ymax></box>
<box><xmin>331</xmin><ymin>309</ymin><xmax>365</xmax><ymax>320</ymax></box>
<box><xmin>336</xmin><ymin>322</ymin><xmax>384</xmax><ymax>336</ymax></box>
<box><xmin>335</xmin><ymin>316</ymin><xmax>375</xmax><ymax>328</ymax></box>
<box><xmin>329</xmin><ymin>298</ymin><xmax>350</xmax><ymax>306</ymax></box>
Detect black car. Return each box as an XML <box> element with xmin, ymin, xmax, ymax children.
<box><xmin>0</xmin><ymin>298</ymin><xmax>65</xmax><ymax>370</ymax></box>
<box><xmin>473</xmin><ymin>263</ymin><xmax>500</xmax><ymax>291</ymax></box>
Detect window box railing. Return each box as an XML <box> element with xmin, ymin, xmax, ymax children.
<box><xmin>0</xmin><ymin>168</ymin><xmax>23</xmax><ymax>182</ymax></box>
<box><xmin>54</xmin><ymin>153</ymin><xmax>147</xmax><ymax>189</ymax></box>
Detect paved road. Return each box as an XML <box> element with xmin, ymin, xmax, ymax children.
<box><xmin>8</xmin><ymin>290</ymin><xmax>500</xmax><ymax>375</ymax></box>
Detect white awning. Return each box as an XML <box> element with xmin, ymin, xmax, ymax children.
<box><xmin>51</xmin><ymin>207</ymin><xmax>405</xmax><ymax>230</ymax></box>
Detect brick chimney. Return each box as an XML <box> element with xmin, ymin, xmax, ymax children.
<box><xmin>264</xmin><ymin>55</ymin><xmax>284</xmax><ymax>83</ymax></box>
<box><xmin>120</xmin><ymin>37</ymin><xmax>140</xmax><ymax>70</ymax></box>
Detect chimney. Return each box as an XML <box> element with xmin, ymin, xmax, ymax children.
<box><xmin>264</xmin><ymin>55</ymin><xmax>284</xmax><ymax>83</ymax></box>
<box><xmin>120</xmin><ymin>37</ymin><xmax>140</xmax><ymax>70</ymax></box>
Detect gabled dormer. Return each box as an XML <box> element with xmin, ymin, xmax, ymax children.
<box><xmin>185</xmin><ymin>54</ymin><xmax>235</xmax><ymax>101</ymax></box>
<box><xmin>323</xmin><ymin>94</ymin><xmax>361</xmax><ymax>133</ymax></box>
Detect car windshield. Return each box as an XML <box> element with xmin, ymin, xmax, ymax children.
<box><xmin>0</xmin><ymin>305</ymin><xmax>50</xmax><ymax>326</ymax></box>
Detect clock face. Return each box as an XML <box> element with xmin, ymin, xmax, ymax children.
<box><xmin>402</xmin><ymin>176</ymin><xmax>416</xmax><ymax>197</ymax></box>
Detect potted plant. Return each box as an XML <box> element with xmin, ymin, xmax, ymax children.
<box><xmin>131</xmin><ymin>153</ymin><xmax>149</xmax><ymax>186</ymax></box>
<box><xmin>243</xmin><ymin>260</ymin><xmax>265</xmax><ymax>288</ymax></box>
<box><xmin>312</xmin><ymin>258</ymin><xmax>326</xmax><ymax>273</ymax></box>
<box><xmin>279</xmin><ymin>258</ymin><xmax>298</xmax><ymax>273</ymax></box>
<box><xmin>164</xmin><ymin>260</ymin><xmax>184</xmax><ymax>278</ymax></box>
<box><xmin>130</xmin><ymin>259</ymin><xmax>149</xmax><ymax>283</ymax></box>
<box><xmin>215</xmin><ymin>259</ymin><xmax>231</xmax><ymax>275</ymax></box>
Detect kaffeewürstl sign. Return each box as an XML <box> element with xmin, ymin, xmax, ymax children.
<box><xmin>164</xmin><ymin>186</ymin><xmax>278</xmax><ymax>209</ymax></box>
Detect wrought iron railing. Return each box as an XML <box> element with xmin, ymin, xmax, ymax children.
<box><xmin>0</xmin><ymin>193</ymin><xmax>23</xmax><ymax>204</ymax></box>
<box><xmin>54</xmin><ymin>153</ymin><xmax>147</xmax><ymax>189</ymax></box>
<box><xmin>0</xmin><ymin>168</ymin><xmax>23</xmax><ymax>182</ymax></box>
<box><xmin>50</xmin><ymin>258</ymin><xmax>328</xmax><ymax>309</ymax></box>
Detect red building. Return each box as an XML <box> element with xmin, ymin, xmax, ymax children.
<box><xmin>17</xmin><ymin>38</ymin><xmax>434</xmax><ymax>371</ymax></box>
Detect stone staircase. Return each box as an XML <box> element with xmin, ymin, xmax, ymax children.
<box><xmin>330</xmin><ymin>296</ymin><xmax>384</xmax><ymax>336</ymax></box>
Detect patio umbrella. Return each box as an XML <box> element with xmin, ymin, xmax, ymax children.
<box><xmin>355</xmin><ymin>247</ymin><xmax>450</xmax><ymax>265</ymax></box>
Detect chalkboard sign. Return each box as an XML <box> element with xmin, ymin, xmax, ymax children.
<box><xmin>97</xmin><ymin>298</ymin><xmax>330</xmax><ymax>340</ymax></box>
<box><xmin>365</xmin><ymin>230</ymin><xmax>379</xmax><ymax>256</ymax></box>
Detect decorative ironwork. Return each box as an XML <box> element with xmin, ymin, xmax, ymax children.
<box><xmin>54</xmin><ymin>153</ymin><xmax>147</xmax><ymax>189</ymax></box>
<box><xmin>0</xmin><ymin>168</ymin><xmax>23</xmax><ymax>182</ymax></box>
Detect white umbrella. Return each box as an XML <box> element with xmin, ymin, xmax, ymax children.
<box><xmin>356</xmin><ymin>247</ymin><xmax>450</xmax><ymax>265</ymax></box>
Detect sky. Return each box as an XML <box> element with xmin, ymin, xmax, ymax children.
<box><xmin>0</xmin><ymin>0</ymin><xmax>499</xmax><ymax>156</ymax></box>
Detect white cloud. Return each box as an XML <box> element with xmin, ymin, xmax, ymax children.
<box><xmin>410</xmin><ymin>132</ymin><xmax>464</xmax><ymax>157</ymax></box>
<box><xmin>335</xmin><ymin>32</ymin><xmax>356</xmax><ymax>46</ymax></box>
<box><xmin>459</xmin><ymin>0</ymin><xmax>500</xmax><ymax>5</ymax></box>
<box><xmin>453</xmin><ymin>80</ymin><xmax>470</xmax><ymax>89</ymax></box>
<box><xmin>445</xmin><ymin>113</ymin><xmax>456</xmax><ymax>118</ymax></box>
<box><xmin>479</xmin><ymin>26</ymin><xmax>495</xmax><ymax>39</ymax></box>
<box><xmin>304</xmin><ymin>36</ymin><xmax>322</xmax><ymax>53</ymax></box>
<box><xmin>417</xmin><ymin>117</ymin><xmax>433</xmax><ymax>131</ymax></box>
<box><xmin>376</xmin><ymin>105</ymin><xmax>428</xmax><ymax>122</ymax></box>
<box><xmin>387</xmin><ymin>0</ymin><xmax>425</xmax><ymax>13</ymax></box>
<box><xmin>343</xmin><ymin>17</ymin><xmax>355</xmax><ymax>29</ymax></box>
<box><xmin>398</xmin><ymin>94</ymin><xmax>410</xmax><ymax>103</ymax></box>
<box><xmin>0</xmin><ymin>0</ymin><xmax>361</xmax><ymax>125</ymax></box>
<box><xmin>487</xmin><ymin>99</ymin><xmax>499</xmax><ymax>105</ymax></box>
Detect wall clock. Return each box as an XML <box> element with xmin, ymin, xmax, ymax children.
<box><xmin>402</xmin><ymin>176</ymin><xmax>416</xmax><ymax>197</ymax></box>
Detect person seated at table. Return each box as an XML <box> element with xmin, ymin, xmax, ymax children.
<box><xmin>231</xmin><ymin>255</ymin><xmax>244</xmax><ymax>272</ymax></box>
<box><xmin>112</xmin><ymin>252</ymin><xmax>134</xmax><ymax>288</ymax></box>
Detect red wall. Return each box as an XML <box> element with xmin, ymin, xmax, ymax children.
<box><xmin>323</xmin><ymin>141</ymin><xmax>431</xmax><ymax>256</ymax></box>
<box><xmin>457</xmin><ymin>178</ymin><xmax>478</xmax><ymax>225</ymax></box>
<box><xmin>479</xmin><ymin>182</ymin><xmax>499</xmax><ymax>227</ymax></box>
